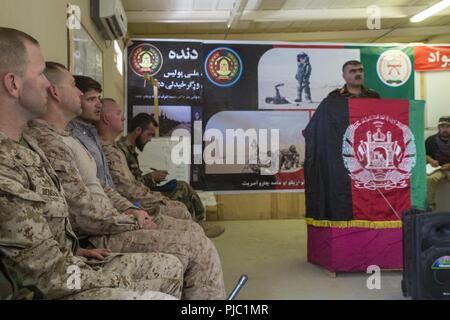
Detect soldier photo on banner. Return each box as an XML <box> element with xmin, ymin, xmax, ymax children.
<box><xmin>295</xmin><ymin>52</ymin><xmax>312</xmax><ymax>103</ymax></box>
<box><xmin>258</xmin><ymin>47</ymin><xmax>361</xmax><ymax>110</ymax></box>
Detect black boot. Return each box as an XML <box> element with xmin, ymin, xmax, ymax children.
<box><xmin>295</xmin><ymin>87</ymin><xmax>302</xmax><ymax>102</ymax></box>
<box><xmin>305</xmin><ymin>86</ymin><xmax>312</xmax><ymax>103</ymax></box>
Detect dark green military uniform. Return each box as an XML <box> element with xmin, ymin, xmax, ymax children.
<box><xmin>116</xmin><ymin>136</ymin><xmax>205</xmax><ymax>222</ymax></box>
<box><xmin>328</xmin><ymin>85</ymin><xmax>380</xmax><ymax>98</ymax></box>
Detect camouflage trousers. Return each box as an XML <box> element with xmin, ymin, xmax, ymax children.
<box><xmin>1</xmin><ymin>256</ymin><xmax>44</xmax><ymax>300</ymax></box>
<box><xmin>153</xmin><ymin>213</ymin><xmax>203</xmax><ymax>234</ymax></box>
<box><xmin>427</xmin><ymin>170</ymin><xmax>450</xmax><ymax>208</ymax></box>
<box><xmin>65</xmin><ymin>288</ymin><xmax>176</xmax><ymax>300</ymax></box>
<box><xmin>141</xmin><ymin>199</ymin><xmax>193</xmax><ymax>220</ymax></box>
<box><xmin>67</xmin><ymin>288</ymin><xmax>176</xmax><ymax>300</ymax></box>
<box><xmin>87</xmin><ymin>217</ymin><xmax>226</xmax><ymax>300</ymax></box>
<box><xmin>64</xmin><ymin>252</ymin><xmax>183</xmax><ymax>300</ymax></box>
<box><xmin>163</xmin><ymin>181</ymin><xmax>205</xmax><ymax>222</ymax></box>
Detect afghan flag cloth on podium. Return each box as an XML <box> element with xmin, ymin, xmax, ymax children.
<box><xmin>304</xmin><ymin>97</ymin><xmax>426</xmax><ymax>272</ymax></box>
<box><xmin>305</xmin><ymin>97</ymin><xmax>427</xmax><ymax>225</ymax></box>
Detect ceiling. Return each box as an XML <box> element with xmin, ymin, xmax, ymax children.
<box><xmin>123</xmin><ymin>0</ymin><xmax>450</xmax><ymax>43</ymax></box>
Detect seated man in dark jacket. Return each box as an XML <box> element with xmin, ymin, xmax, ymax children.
<box><xmin>426</xmin><ymin>116</ymin><xmax>450</xmax><ymax>210</ymax></box>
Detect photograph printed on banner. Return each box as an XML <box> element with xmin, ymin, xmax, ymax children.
<box><xmin>132</xmin><ymin>105</ymin><xmax>192</xmax><ymax>137</ymax></box>
<box><xmin>204</xmin><ymin>110</ymin><xmax>309</xmax><ymax>176</ymax></box>
<box><xmin>258</xmin><ymin>48</ymin><xmax>360</xmax><ymax>109</ymax></box>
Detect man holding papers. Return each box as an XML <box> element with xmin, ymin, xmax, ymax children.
<box><xmin>426</xmin><ymin>116</ymin><xmax>450</xmax><ymax>210</ymax></box>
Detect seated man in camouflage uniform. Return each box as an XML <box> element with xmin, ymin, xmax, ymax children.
<box><xmin>98</xmin><ymin>104</ymin><xmax>225</xmax><ymax>238</ymax></box>
<box><xmin>114</xmin><ymin>112</ymin><xmax>225</xmax><ymax>238</ymax></box>
<box><xmin>0</xmin><ymin>27</ymin><xmax>182</xmax><ymax>300</ymax></box>
<box><xmin>26</xmin><ymin>62</ymin><xmax>226</xmax><ymax>300</ymax></box>
<box><xmin>328</xmin><ymin>60</ymin><xmax>380</xmax><ymax>98</ymax></box>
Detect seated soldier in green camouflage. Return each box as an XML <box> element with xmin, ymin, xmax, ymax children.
<box><xmin>110</xmin><ymin>112</ymin><xmax>225</xmax><ymax>238</ymax></box>
<box><xmin>26</xmin><ymin>62</ymin><xmax>226</xmax><ymax>300</ymax></box>
<box><xmin>0</xmin><ymin>27</ymin><xmax>182</xmax><ymax>300</ymax></box>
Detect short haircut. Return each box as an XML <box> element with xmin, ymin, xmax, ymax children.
<box><xmin>100</xmin><ymin>98</ymin><xmax>118</xmax><ymax>115</ymax></box>
<box><xmin>128</xmin><ymin>113</ymin><xmax>158</xmax><ymax>133</ymax></box>
<box><xmin>74</xmin><ymin>75</ymin><xmax>102</xmax><ymax>94</ymax></box>
<box><xmin>0</xmin><ymin>27</ymin><xmax>40</xmax><ymax>77</ymax></box>
<box><xmin>342</xmin><ymin>60</ymin><xmax>362</xmax><ymax>72</ymax></box>
<box><xmin>44</xmin><ymin>61</ymin><xmax>67</xmax><ymax>85</ymax></box>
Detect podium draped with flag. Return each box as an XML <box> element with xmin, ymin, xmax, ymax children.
<box><xmin>304</xmin><ymin>97</ymin><xmax>426</xmax><ymax>272</ymax></box>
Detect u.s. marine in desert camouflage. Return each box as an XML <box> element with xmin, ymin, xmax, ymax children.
<box><xmin>0</xmin><ymin>132</ymin><xmax>183</xmax><ymax>300</ymax></box>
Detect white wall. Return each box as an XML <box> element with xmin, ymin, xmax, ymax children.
<box><xmin>0</xmin><ymin>0</ymin><xmax>125</xmax><ymax>107</ymax></box>
<box><xmin>423</xmin><ymin>71</ymin><xmax>450</xmax><ymax>130</ymax></box>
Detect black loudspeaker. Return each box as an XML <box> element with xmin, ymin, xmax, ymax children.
<box><xmin>402</xmin><ymin>209</ymin><xmax>450</xmax><ymax>300</ymax></box>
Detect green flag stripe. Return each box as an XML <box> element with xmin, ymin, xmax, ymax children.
<box><xmin>409</xmin><ymin>100</ymin><xmax>427</xmax><ymax>210</ymax></box>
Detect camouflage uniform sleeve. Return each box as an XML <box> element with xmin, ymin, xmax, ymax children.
<box><xmin>0</xmin><ymin>168</ymin><xmax>126</xmax><ymax>299</ymax></box>
<box><xmin>141</xmin><ymin>172</ymin><xmax>157</xmax><ymax>189</ymax></box>
<box><xmin>47</xmin><ymin>141</ymin><xmax>139</xmax><ymax>236</ymax></box>
<box><xmin>103</xmin><ymin>185</ymin><xmax>136</xmax><ymax>213</ymax></box>
<box><xmin>103</xmin><ymin>144</ymin><xmax>165</xmax><ymax>205</ymax></box>
<box><xmin>117</xmin><ymin>140</ymin><xmax>157</xmax><ymax>189</ymax></box>
<box><xmin>0</xmin><ymin>251</ymin><xmax>16</xmax><ymax>300</ymax></box>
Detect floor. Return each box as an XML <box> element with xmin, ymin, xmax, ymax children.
<box><xmin>212</xmin><ymin>219</ymin><xmax>406</xmax><ymax>300</ymax></box>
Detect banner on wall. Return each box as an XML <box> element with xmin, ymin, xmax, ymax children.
<box><xmin>127</xmin><ymin>39</ymin><xmax>419</xmax><ymax>192</ymax></box>
<box><xmin>414</xmin><ymin>45</ymin><xmax>450</xmax><ymax>71</ymax></box>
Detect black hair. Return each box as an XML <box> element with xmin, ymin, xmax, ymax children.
<box><xmin>74</xmin><ymin>75</ymin><xmax>102</xmax><ymax>94</ymax></box>
<box><xmin>128</xmin><ymin>113</ymin><xmax>158</xmax><ymax>133</ymax></box>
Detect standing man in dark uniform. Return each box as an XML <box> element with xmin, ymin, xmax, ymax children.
<box><xmin>328</xmin><ymin>60</ymin><xmax>380</xmax><ymax>98</ymax></box>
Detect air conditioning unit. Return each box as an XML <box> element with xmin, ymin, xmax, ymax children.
<box><xmin>91</xmin><ymin>0</ymin><xmax>128</xmax><ymax>40</ymax></box>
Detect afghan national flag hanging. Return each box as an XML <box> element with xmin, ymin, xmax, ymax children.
<box><xmin>304</xmin><ymin>97</ymin><xmax>426</xmax><ymax>227</ymax></box>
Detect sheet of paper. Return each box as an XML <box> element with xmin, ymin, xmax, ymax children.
<box><xmin>426</xmin><ymin>163</ymin><xmax>441</xmax><ymax>176</ymax></box>
<box><xmin>138</xmin><ymin>137</ymin><xmax>190</xmax><ymax>183</ymax></box>
<box><xmin>196</xmin><ymin>191</ymin><xmax>217</xmax><ymax>207</ymax></box>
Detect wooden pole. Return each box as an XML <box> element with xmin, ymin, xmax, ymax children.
<box><xmin>144</xmin><ymin>73</ymin><xmax>160</xmax><ymax>137</ymax></box>
<box><xmin>153</xmin><ymin>84</ymin><xmax>159</xmax><ymax>137</ymax></box>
